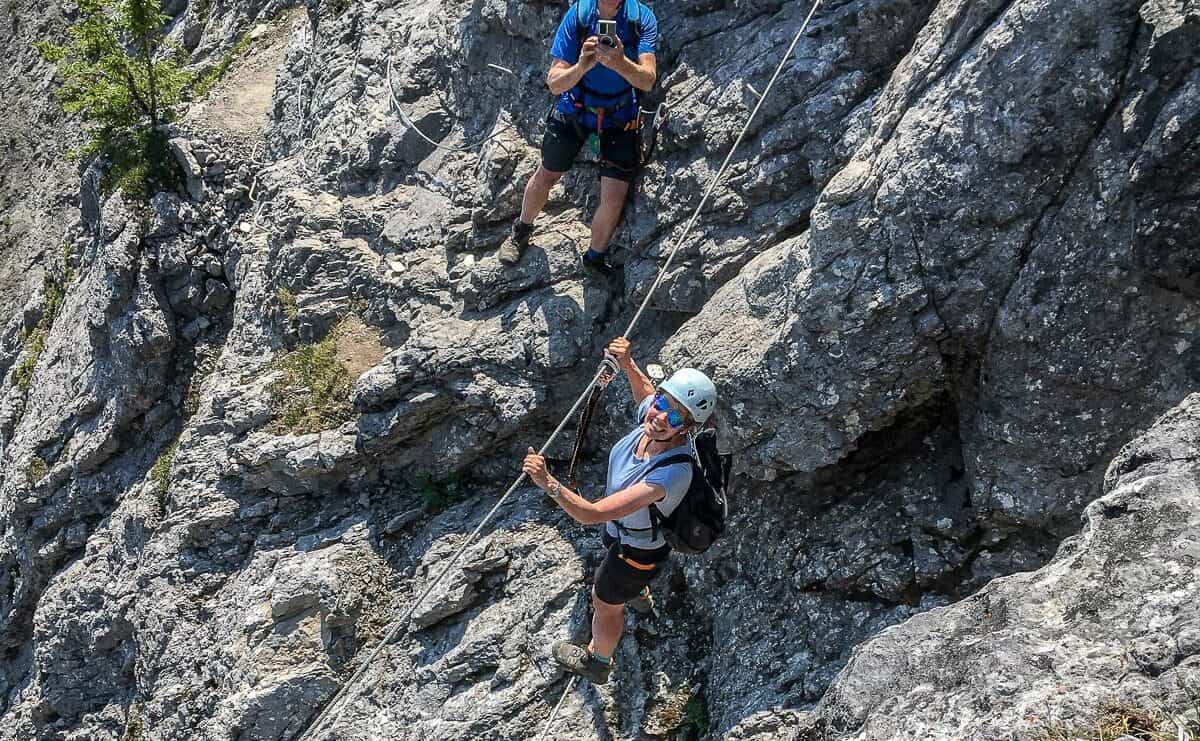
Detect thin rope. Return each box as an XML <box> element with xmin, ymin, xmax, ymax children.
<box><xmin>298</xmin><ymin>360</ymin><xmax>615</xmax><ymax>741</ymax></box>
<box><xmin>300</xmin><ymin>2</ymin><xmax>822</xmax><ymax>737</ymax></box>
<box><xmin>385</xmin><ymin>57</ymin><xmax>522</xmax><ymax>154</ymax></box>
<box><xmin>537</xmin><ymin>676</ymin><xmax>577</xmax><ymax>741</ymax></box>
<box><xmin>622</xmin><ymin>0</ymin><xmax>822</xmax><ymax>337</ymax></box>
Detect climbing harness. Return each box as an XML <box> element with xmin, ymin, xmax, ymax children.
<box><xmin>298</xmin><ymin>0</ymin><xmax>823</xmax><ymax>738</ymax></box>
<box><xmin>561</xmin><ymin>98</ymin><xmax>641</xmax><ymax>172</ymax></box>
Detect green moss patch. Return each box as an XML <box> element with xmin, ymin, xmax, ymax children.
<box><xmin>151</xmin><ymin>439</ymin><xmax>179</xmax><ymax>507</ymax></box>
<box><xmin>276</xmin><ymin>286</ymin><xmax>298</xmax><ymax>322</ymax></box>
<box><xmin>417</xmin><ymin>473</ymin><xmax>465</xmax><ymax>513</ymax></box>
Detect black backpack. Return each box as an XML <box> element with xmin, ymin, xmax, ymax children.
<box><xmin>640</xmin><ymin>429</ymin><xmax>731</xmax><ymax>554</ymax></box>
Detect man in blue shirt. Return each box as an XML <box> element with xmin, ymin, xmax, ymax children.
<box><xmin>497</xmin><ymin>0</ymin><xmax>659</xmax><ymax>276</ymax></box>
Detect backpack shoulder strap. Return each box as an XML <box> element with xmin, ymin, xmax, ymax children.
<box><xmin>643</xmin><ymin>453</ymin><xmax>694</xmax><ymax>505</ymax></box>
<box><xmin>625</xmin><ymin>0</ymin><xmax>643</xmax><ymax>49</ymax></box>
<box><xmin>615</xmin><ymin>452</ymin><xmax>691</xmax><ymax>541</ymax></box>
<box><xmin>575</xmin><ymin>0</ymin><xmax>596</xmax><ymax>38</ymax></box>
<box><xmin>624</xmin><ymin>0</ymin><xmax>642</xmax><ymax>25</ymax></box>
<box><xmin>643</xmin><ymin>453</ymin><xmax>693</xmax><ymax>478</ymax></box>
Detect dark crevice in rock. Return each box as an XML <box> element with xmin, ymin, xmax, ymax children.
<box><xmin>701</xmin><ymin>387</ymin><xmax>1070</xmax><ymax>723</ymax></box>
<box><xmin>906</xmin><ymin>222</ymin><xmax>955</xmax><ymax>350</ymax></box>
<box><xmin>795</xmin><ymin>396</ymin><xmax>1200</xmax><ymax>738</ymax></box>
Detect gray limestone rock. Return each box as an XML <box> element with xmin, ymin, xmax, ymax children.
<box><xmin>785</xmin><ymin>394</ymin><xmax>1200</xmax><ymax>740</ymax></box>
<box><xmin>2</xmin><ymin>0</ymin><xmax>1199</xmax><ymax>739</ymax></box>
<box><xmin>169</xmin><ymin>137</ymin><xmax>206</xmax><ymax>201</ymax></box>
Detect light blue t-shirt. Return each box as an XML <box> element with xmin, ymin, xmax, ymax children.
<box><xmin>602</xmin><ymin>394</ymin><xmax>693</xmax><ymax>550</ymax></box>
<box><xmin>549</xmin><ymin>2</ymin><xmax>659</xmax><ymax>128</ymax></box>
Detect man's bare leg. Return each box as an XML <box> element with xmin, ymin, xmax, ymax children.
<box><xmin>588</xmin><ymin>175</ymin><xmax>629</xmax><ymax>254</ymax></box>
<box><xmin>521</xmin><ymin>166</ymin><xmax>564</xmax><ymax>225</ymax></box>
<box><xmin>499</xmin><ymin>166</ymin><xmax>564</xmax><ymax>265</ymax></box>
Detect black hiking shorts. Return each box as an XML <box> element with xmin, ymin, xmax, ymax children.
<box><xmin>594</xmin><ymin>531</ymin><xmax>669</xmax><ymax>605</ymax></box>
<box><xmin>541</xmin><ymin>109</ymin><xmax>639</xmax><ymax>183</ymax></box>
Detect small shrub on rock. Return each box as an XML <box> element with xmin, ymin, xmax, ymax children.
<box><xmin>267</xmin><ymin>331</ymin><xmax>354</xmax><ymax>434</ymax></box>
<box><xmin>14</xmin><ymin>273</ymin><xmax>73</xmax><ymax>396</ymax></box>
<box><xmin>276</xmin><ymin>287</ymin><xmax>298</xmax><ymax>322</ymax></box>
<box><xmin>417</xmin><ymin>473</ymin><xmax>464</xmax><ymax>512</ymax></box>
<box><xmin>643</xmin><ymin>681</ymin><xmax>708</xmax><ymax>739</ymax></box>
<box><xmin>150</xmin><ymin>439</ymin><xmax>178</xmax><ymax>508</ymax></box>
<box><xmin>683</xmin><ymin>688</ymin><xmax>709</xmax><ymax>737</ymax></box>
<box><xmin>13</xmin><ymin>327</ymin><xmax>46</xmax><ymax>395</ymax></box>
<box><xmin>25</xmin><ymin>456</ymin><xmax>48</xmax><ymax>484</ymax></box>
<box><xmin>1036</xmin><ymin>701</ymin><xmax>1200</xmax><ymax>741</ymax></box>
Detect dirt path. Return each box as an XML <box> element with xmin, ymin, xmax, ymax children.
<box><xmin>183</xmin><ymin>7</ymin><xmax>306</xmax><ymax>154</ymax></box>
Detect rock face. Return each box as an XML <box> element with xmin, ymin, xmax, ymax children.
<box><xmin>0</xmin><ymin>0</ymin><xmax>1196</xmax><ymax>739</ymax></box>
<box><xmin>778</xmin><ymin>393</ymin><xmax>1200</xmax><ymax>741</ymax></box>
<box><xmin>0</xmin><ymin>1</ymin><xmax>81</xmax><ymax>324</ymax></box>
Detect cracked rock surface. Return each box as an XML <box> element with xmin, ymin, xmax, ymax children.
<box><xmin>0</xmin><ymin>0</ymin><xmax>1197</xmax><ymax>739</ymax></box>
<box><xmin>780</xmin><ymin>393</ymin><xmax>1200</xmax><ymax>740</ymax></box>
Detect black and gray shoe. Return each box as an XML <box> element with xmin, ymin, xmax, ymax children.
<box><xmin>498</xmin><ymin>220</ymin><xmax>534</xmax><ymax>265</ymax></box>
<box><xmin>551</xmin><ymin>640</ymin><xmax>613</xmax><ymax>685</ymax></box>
<box><xmin>580</xmin><ymin>250</ymin><xmax>617</xmax><ymax>278</ymax></box>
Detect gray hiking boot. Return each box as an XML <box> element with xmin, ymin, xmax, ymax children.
<box><xmin>498</xmin><ymin>220</ymin><xmax>534</xmax><ymax>265</ymax></box>
<box><xmin>628</xmin><ymin>587</ymin><xmax>655</xmax><ymax>617</ymax></box>
<box><xmin>552</xmin><ymin>640</ymin><xmax>613</xmax><ymax>685</ymax></box>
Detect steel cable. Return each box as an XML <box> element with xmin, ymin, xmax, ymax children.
<box><xmin>299</xmin><ymin>1</ymin><xmax>822</xmax><ymax>737</ymax></box>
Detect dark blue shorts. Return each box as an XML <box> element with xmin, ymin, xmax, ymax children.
<box><xmin>541</xmin><ymin>110</ymin><xmax>639</xmax><ymax>183</ymax></box>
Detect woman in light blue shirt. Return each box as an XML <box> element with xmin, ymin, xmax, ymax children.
<box><xmin>522</xmin><ymin>337</ymin><xmax>717</xmax><ymax>684</ymax></box>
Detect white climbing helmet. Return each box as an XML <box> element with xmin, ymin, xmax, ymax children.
<box><xmin>658</xmin><ymin>368</ymin><xmax>717</xmax><ymax>425</ymax></box>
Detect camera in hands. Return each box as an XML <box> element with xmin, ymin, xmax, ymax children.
<box><xmin>598</xmin><ymin>19</ymin><xmax>617</xmax><ymax>48</ymax></box>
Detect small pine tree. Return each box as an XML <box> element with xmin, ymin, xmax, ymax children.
<box><xmin>35</xmin><ymin>0</ymin><xmax>191</xmax><ymax>198</ymax></box>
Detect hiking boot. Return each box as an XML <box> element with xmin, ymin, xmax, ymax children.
<box><xmin>551</xmin><ymin>640</ymin><xmax>612</xmax><ymax>685</ymax></box>
<box><xmin>628</xmin><ymin>587</ymin><xmax>655</xmax><ymax>617</ymax></box>
<box><xmin>498</xmin><ymin>220</ymin><xmax>534</xmax><ymax>265</ymax></box>
<box><xmin>580</xmin><ymin>249</ymin><xmax>617</xmax><ymax>279</ymax></box>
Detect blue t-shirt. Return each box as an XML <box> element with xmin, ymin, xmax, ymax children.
<box><xmin>550</xmin><ymin>3</ymin><xmax>659</xmax><ymax>128</ymax></box>
<box><xmin>602</xmin><ymin>394</ymin><xmax>693</xmax><ymax>550</ymax></box>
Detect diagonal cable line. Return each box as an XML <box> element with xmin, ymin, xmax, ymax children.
<box><xmin>299</xmin><ymin>1</ymin><xmax>823</xmax><ymax>737</ymax></box>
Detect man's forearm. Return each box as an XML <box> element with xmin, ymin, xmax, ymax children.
<box><xmin>614</xmin><ymin>57</ymin><xmax>655</xmax><ymax>91</ymax></box>
<box><xmin>548</xmin><ymin>63</ymin><xmax>590</xmax><ymax>96</ymax></box>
